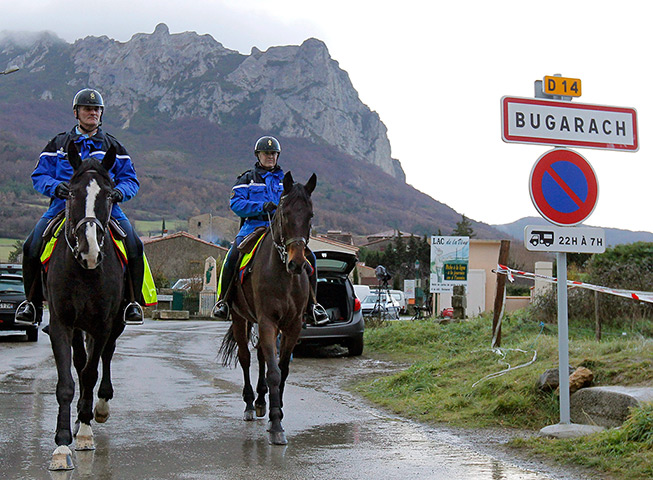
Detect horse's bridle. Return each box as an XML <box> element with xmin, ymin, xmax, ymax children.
<box><xmin>63</xmin><ymin>189</ymin><xmax>113</xmax><ymax>260</ymax></box>
<box><xmin>267</xmin><ymin>195</ymin><xmax>309</xmax><ymax>265</ymax></box>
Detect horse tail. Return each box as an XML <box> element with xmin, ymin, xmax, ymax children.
<box><xmin>219</xmin><ymin>324</ymin><xmax>239</xmax><ymax>367</ymax></box>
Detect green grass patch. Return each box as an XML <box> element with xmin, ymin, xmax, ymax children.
<box><xmin>357</xmin><ymin>313</ymin><xmax>653</xmax><ymax>478</ymax></box>
<box><xmin>132</xmin><ymin>219</ymin><xmax>187</xmax><ymax>237</ymax></box>
<box><xmin>511</xmin><ymin>402</ymin><xmax>653</xmax><ymax>480</ymax></box>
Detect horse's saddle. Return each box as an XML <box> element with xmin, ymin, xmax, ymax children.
<box><xmin>237</xmin><ymin>226</ymin><xmax>267</xmax><ymax>254</ymax></box>
<box><xmin>237</xmin><ymin>228</ymin><xmax>268</xmax><ymax>283</ymax></box>
<box><xmin>42</xmin><ymin>210</ymin><xmax>127</xmax><ymax>243</ymax></box>
<box><xmin>40</xmin><ymin>212</ymin><xmax>128</xmax><ymax>267</ymax></box>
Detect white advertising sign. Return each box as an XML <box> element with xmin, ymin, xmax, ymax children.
<box><xmin>430</xmin><ymin>236</ymin><xmax>469</xmax><ymax>293</ymax></box>
<box><xmin>404</xmin><ymin>279</ymin><xmax>416</xmax><ymax>300</ymax></box>
<box><xmin>524</xmin><ymin>225</ymin><xmax>606</xmax><ymax>253</ymax></box>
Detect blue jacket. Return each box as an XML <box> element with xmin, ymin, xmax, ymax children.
<box><xmin>230</xmin><ymin>164</ymin><xmax>284</xmax><ymax>238</ymax></box>
<box><xmin>32</xmin><ymin>127</ymin><xmax>139</xmax><ymax>221</ymax></box>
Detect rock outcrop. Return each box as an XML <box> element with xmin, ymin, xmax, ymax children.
<box><xmin>1</xmin><ymin>23</ymin><xmax>404</xmax><ymax>180</ymax></box>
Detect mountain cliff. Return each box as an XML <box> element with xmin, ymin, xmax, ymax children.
<box><xmin>2</xmin><ymin>24</ymin><xmax>403</xmax><ymax>179</ymax></box>
<box><xmin>0</xmin><ymin>24</ymin><xmax>504</xmax><ymax>240</ymax></box>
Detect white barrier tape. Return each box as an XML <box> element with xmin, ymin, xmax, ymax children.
<box><xmin>496</xmin><ymin>264</ymin><xmax>653</xmax><ymax>304</ymax></box>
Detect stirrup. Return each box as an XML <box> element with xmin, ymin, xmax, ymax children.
<box><xmin>14</xmin><ymin>300</ymin><xmax>37</xmax><ymax>326</ymax></box>
<box><xmin>212</xmin><ymin>300</ymin><xmax>230</xmax><ymax>319</ymax></box>
<box><xmin>309</xmin><ymin>304</ymin><xmax>329</xmax><ymax>326</ymax></box>
<box><xmin>124</xmin><ymin>302</ymin><xmax>144</xmax><ymax>325</ymax></box>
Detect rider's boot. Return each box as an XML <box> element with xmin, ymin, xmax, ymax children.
<box><xmin>124</xmin><ymin>254</ymin><xmax>145</xmax><ymax>325</ymax></box>
<box><xmin>15</xmin><ymin>250</ymin><xmax>43</xmax><ymax>326</ymax></box>
<box><xmin>212</xmin><ymin>246</ymin><xmax>238</xmax><ymax>319</ymax></box>
<box><xmin>304</xmin><ymin>265</ymin><xmax>329</xmax><ymax>326</ymax></box>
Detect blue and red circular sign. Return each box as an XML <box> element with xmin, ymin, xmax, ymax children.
<box><xmin>529</xmin><ymin>148</ymin><xmax>598</xmax><ymax>226</ymax></box>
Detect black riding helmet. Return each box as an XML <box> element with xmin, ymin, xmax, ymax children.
<box><xmin>254</xmin><ymin>136</ymin><xmax>281</xmax><ymax>158</ymax></box>
<box><xmin>73</xmin><ymin>88</ymin><xmax>104</xmax><ymax>109</ymax></box>
<box><xmin>73</xmin><ymin>88</ymin><xmax>104</xmax><ymax>129</ymax></box>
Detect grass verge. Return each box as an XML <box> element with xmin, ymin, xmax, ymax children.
<box><xmin>356</xmin><ymin>313</ymin><xmax>652</xmax><ymax>479</ymax></box>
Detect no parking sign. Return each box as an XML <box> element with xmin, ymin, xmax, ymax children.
<box><xmin>529</xmin><ymin>148</ymin><xmax>598</xmax><ymax>226</ymax></box>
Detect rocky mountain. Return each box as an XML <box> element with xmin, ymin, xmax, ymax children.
<box><xmin>2</xmin><ymin>24</ymin><xmax>403</xmax><ymax>179</ymax></box>
<box><xmin>0</xmin><ymin>24</ymin><xmax>503</xmax><ymax>240</ymax></box>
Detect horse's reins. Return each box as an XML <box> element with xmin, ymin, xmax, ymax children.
<box><xmin>265</xmin><ymin>194</ymin><xmax>319</xmax><ymax>307</ymax></box>
<box><xmin>63</xmin><ymin>179</ymin><xmax>113</xmax><ymax>259</ymax></box>
<box><xmin>267</xmin><ymin>195</ymin><xmax>309</xmax><ymax>265</ymax></box>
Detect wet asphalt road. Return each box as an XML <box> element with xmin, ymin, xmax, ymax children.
<box><xmin>0</xmin><ymin>318</ymin><xmax>590</xmax><ymax>480</ymax></box>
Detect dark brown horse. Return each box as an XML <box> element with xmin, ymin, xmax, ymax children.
<box><xmin>45</xmin><ymin>142</ymin><xmax>126</xmax><ymax>470</ymax></box>
<box><xmin>220</xmin><ymin>171</ymin><xmax>316</xmax><ymax>445</ymax></box>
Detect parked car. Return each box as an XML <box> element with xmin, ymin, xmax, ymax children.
<box><xmin>0</xmin><ymin>266</ymin><xmax>40</xmax><ymax>342</ymax></box>
<box><xmin>361</xmin><ymin>290</ymin><xmax>400</xmax><ymax>320</ymax></box>
<box><xmin>353</xmin><ymin>284</ymin><xmax>371</xmax><ymax>301</ymax></box>
<box><xmin>296</xmin><ymin>250</ymin><xmax>365</xmax><ymax>356</ymax></box>
<box><xmin>372</xmin><ymin>288</ymin><xmax>407</xmax><ymax>314</ymax></box>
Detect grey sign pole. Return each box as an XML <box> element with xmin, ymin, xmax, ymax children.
<box><xmin>556</xmin><ymin>252</ymin><xmax>571</xmax><ymax>423</ymax></box>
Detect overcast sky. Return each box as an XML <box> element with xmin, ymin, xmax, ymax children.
<box><xmin>3</xmin><ymin>0</ymin><xmax>652</xmax><ymax>233</ymax></box>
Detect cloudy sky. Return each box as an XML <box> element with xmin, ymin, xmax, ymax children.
<box><xmin>3</xmin><ymin>0</ymin><xmax>652</xmax><ymax>233</ymax></box>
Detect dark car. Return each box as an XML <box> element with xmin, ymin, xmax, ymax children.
<box><xmin>296</xmin><ymin>250</ymin><xmax>365</xmax><ymax>356</ymax></box>
<box><xmin>0</xmin><ymin>264</ymin><xmax>40</xmax><ymax>342</ymax></box>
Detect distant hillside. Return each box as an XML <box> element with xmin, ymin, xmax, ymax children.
<box><xmin>493</xmin><ymin>217</ymin><xmax>653</xmax><ymax>247</ymax></box>
<box><xmin>0</xmin><ymin>25</ymin><xmax>505</xmax><ymax>241</ymax></box>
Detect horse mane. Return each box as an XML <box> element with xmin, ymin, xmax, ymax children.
<box><xmin>70</xmin><ymin>158</ymin><xmax>114</xmax><ymax>187</ymax></box>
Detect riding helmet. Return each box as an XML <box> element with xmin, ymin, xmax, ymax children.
<box><xmin>254</xmin><ymin>136</ymin><xmax>281</xmax><ymax>156</ymax></box>
<box><xmin>72</xmin><ymin>88</ymin><xmax>104</xmax><ymax>109</ymax></box>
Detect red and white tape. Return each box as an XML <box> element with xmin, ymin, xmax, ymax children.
<box><xmin>496</xmin><ymin>264</ymin><xmax>653</xmax><ymax>304</ymax></box>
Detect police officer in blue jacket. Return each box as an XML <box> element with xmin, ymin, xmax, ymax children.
<box><xmin>15</xmin><ymin>88</ymin><xmax>144</xmax><ymax>325</ymax></box>
<box><xmin>213</xmin><ymin>136</ymin><xmax>328</xmax><ymax>324</ymax></box>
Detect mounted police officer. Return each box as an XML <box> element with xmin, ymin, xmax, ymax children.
<box><xmin>212</xmin><ymin>136</ymin><xmax>328</xmax><ymax>324</ymax></box>
<box><xmin>15</xmin><ymin>88</ymin><xmax>145</xmax><ymax>326</ymax></box>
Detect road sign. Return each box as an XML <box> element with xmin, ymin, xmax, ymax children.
<box><xmin>543</xmin><ymin>76</ymin><xmax>581</xmax><ymax>97</ymax></box>
<box><xmin>529</xmin><ymin>148</ymin><xmax>598</xmax><ymax>226</ymax></box>
<box><xmin>525</xmin><ymin>225</ymin><xmax>606</xmax><ymax>253</ymax></box>
<box><xmin>501</xmin><ymin>96</ymin><xmax>638</xmax><ymax>151</ymax></box>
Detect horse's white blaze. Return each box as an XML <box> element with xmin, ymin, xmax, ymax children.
<box><xmin>81</xmin><ymin>178</ymin><xmax>102</xmax><ymax>268</ymax></box>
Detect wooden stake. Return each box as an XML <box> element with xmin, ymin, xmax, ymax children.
<box><xmin>491</xmin><ymin>240</ymin><xmax>511</xmax><ymax>348</ymax></box>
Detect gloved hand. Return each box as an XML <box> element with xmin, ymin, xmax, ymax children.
<box><xmin>54</xmin><ymin>182</ymin><xmax>70</xmax><ymax>199</ymax></box>
<box><xmin>263</xmin><ymin>202</ymin><xmax>277</xmax><ymax>213</ymax></box>
<box><xmin>109</xmin><ymin>188</ymin><xmax>123</xmax><ymax>203</ymax></box>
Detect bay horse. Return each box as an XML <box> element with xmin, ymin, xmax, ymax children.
<box><xmin>45</xmin><ymin>142</ymin><xmax>126</xmax><ymax>470</ymax></box>
<box><xmin>220</xmin><ymin>171</ymin><xmax>317</xmax><ymax>445</ymax></box>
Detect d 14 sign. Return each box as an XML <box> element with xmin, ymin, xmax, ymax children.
<box><xmin>529</xmin><ymin>148</ymin><xmax>598</xmax><ymax>226</ymax></box>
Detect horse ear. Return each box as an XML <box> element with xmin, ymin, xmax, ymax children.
<box><xmin>67</xmin><ymin>141</ymin><xmax>82</xmax><ymax>171</ymax></box>
<box><xmin>283</xmin><ymin>171</ymin><xmax>294</xmax><ymax>193</ymax></box>
<box><xmin>102</xmin><ymin>145</ymin><xmax>116</xmax><ymax>171</ymax></box>
<box><xmin>305</xmin><ymin>173</ymin><xmax>317</xmax><ymax>196</ymax></box>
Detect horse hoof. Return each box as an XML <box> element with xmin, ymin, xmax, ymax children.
<box><xmin>94</xmin><ymin>399</ymin><xmax>110</xmax><ymax>423</ymax></box>
<box><xmin>268</xmin><ymin>431</ymin><xmax>288</xmax><ymax>445</ymax></box>
<box><xmin>49</xmin><ymin>445</ymin><xmax>74</xmax><ymax>471</ymax></box>
<box><xmin>243</xmin><ymin>409</ymin><xmax>255</xmax><ymax>421</ymax></box>
<box><xmin>74</xmin><ymin>423</ymin><xmax>95</xmax><ymax>451</ymax></box>
<box><xmin>255</xmin><ymin>404</ymin><xmax>266</xmax><ymax>417</ymax></box>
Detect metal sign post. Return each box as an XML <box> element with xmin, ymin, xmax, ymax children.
<box><xmin>501</xmin><ymin>74</ymin><xmax>637</xmax><ymax>436</ymax></box>
<box><xmin>556</xmin><ymin>252</ymin><xmax>571</xmax><ymax>424</ymax></box>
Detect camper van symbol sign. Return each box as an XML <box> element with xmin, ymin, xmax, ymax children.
<box><xmin>524</xmin><ymin>225</ymin><xmax>605</xmax><ymax>253</ymax></box>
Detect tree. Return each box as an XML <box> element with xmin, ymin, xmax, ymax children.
<box><xmin>8</xmin><ymin>240</ymin><xmax>22</xmax><ymax>263</ymax></box>
<box><xmin>452</xmin><ymin>214</ymin><xmax>475</xmax><ymax>237</ymax></box>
